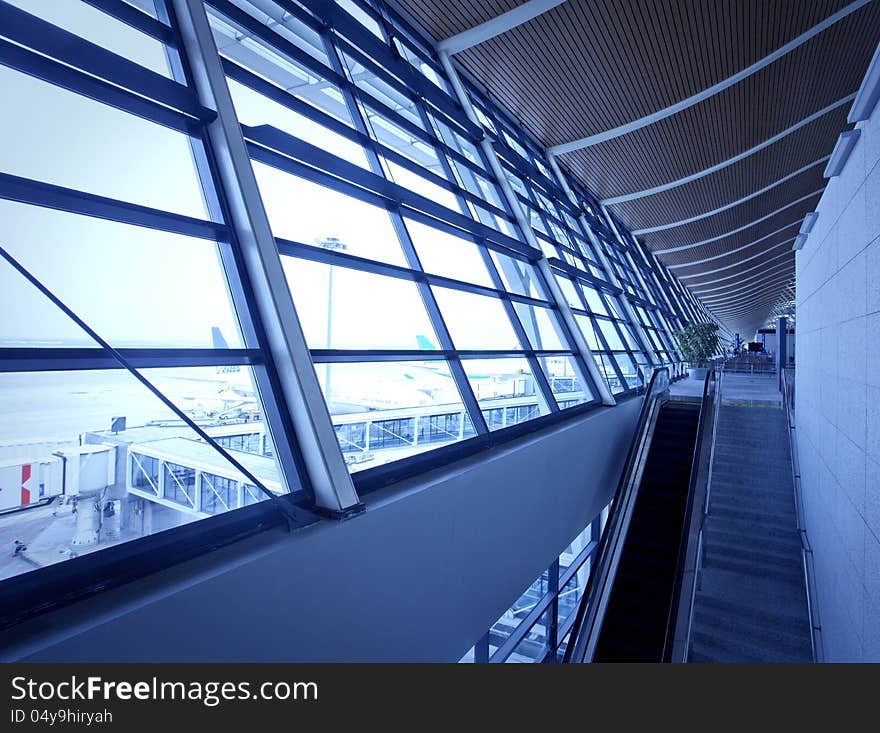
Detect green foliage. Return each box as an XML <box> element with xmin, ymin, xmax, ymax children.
<box><xmin>674</xmin><ymin>323</ymin><xmax>719</xmax><ymax>368</ymax></box>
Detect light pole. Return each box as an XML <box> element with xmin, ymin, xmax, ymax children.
<box><xmin>316</xmin><ymin>237</ymin><xmax>347</xmax><ymax>399</ymax></box>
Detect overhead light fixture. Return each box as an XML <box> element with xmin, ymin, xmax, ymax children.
<box><xmin>848</xmin><ymin>41</ymin><xmax>880</xmax><ymax>123</ymax></box>
<box><xmin>824</xmin><ymin>130</ymin><xmax>861</xmax><ymax>177</ymax></box>
<box><xmin>800</xmin><ymin>211</ymin><xmax>818</xmax><ymax>234</ymax></box>
<box><xmin>792</xmin><ymin>234</ymin><xmax>808</xmax><ymax>251</ymax></box>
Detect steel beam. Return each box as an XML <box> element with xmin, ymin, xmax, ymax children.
<box><xmin>171</xmin><ymin>0</ymin><xmax>362</xmax><ymax>516</ymax></box>
<box><xmin>438</xmin><ymin>0</ymin><xmax>567</xmax><ymax>55</ymax></box>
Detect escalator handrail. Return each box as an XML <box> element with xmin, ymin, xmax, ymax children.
<box><xmin>561</xmin><ymin>366</ymin><xmax>670</xmax><ymax>663</ymax></box>
<box><xmin>661</xmin><ymin>367</ymin><xmax>717</xmax><ymax>661</ymax></box>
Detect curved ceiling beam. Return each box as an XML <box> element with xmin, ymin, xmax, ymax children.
<box><xmin>547</xmin><ymin>0</ymin><xmax>871</xmax><ymax>155</ymax></box>
<box><xmin>601</xmin><ymin>95</ymin><xmax>855</xmax><ymax>205</ymax></box>
<box><xmin>692</xmin><ymin>258</ymin><xmax>794</xmax><ymax>294</ymax></box>
<box><xmin>652</xmin><ymin>189</ymin><xmax>823</xmax><ymax>254</ymax></box>
<box><xmin>679</xmin><ymin>239</ymin><xmax>795</xmax><ymax>278</ymax></box>
<box><xmin>715</xmin><ymin>296</ymin><xmax>792</xmax><ymax>318</ymax></box>
<box><xmin>716</xmin><ymin>297</ymin><xmax>790</xmax><ymax>317</ymax></box>
<box><xmin>632</xmin><ymin>156</ymin><xmax>829</xmax><ymax>234</ymax></box>
<box><xmin>700</xmin><ymin>266</ymin><xmax>795</xmax><ymax>298</ymax></box>
<box><xmin>685</xmin><ymin>249</ymin><xmax>793</xmax><ymax>286</ymax></box>
<box><xmin>437</xmin><ymin>0</ymin><xmax>567</xmax><ymax>54</ymax></box>
<box><xmin>700</xmin><ymin>271</ymin><xmax>795</xmax><ymax>306</ymax></box>
<box><xmin>698</xmin><ymin>269</ymin><xmax>794</xmax><ymax>308</ymax></box>
<box><xmin>667</xmin><ymin>220</ymin><xmax>801</xmax><ymax>267</ymax></box>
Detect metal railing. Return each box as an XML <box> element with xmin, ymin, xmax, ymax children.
<box><xmin>782</xmin><ymin>366</ymin><xmax>822</xmax><ymax>661</ymax></box>
<box><xmin>666</xmin><ymin>366</ymin><xmax>720</xmax><ymax>662</ymax></box>
<box><xmin>561</xmin><ymin>366</ymin><xmax>671</xmax><ymax>662</ymax></box>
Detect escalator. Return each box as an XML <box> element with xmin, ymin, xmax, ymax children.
<box><xmin>593</xmin><ymin>402</ymin><xmax>700</xmax><ymax>661</ymax></box>
<box><xmin>563</xmin><ymin>367</ymin><xmax>716</xmax><ymax>663</ymax></box>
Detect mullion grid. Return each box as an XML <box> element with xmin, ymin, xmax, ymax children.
<box><xmin>465</xmin><ymin>89</ymin><xmax>652</xmax><ymax>393</ymax></box>
<box><xmin>207</xmin><ymin>4</ymin><xmax>512</xmax><ymax>229</ymax></box>
<box><xmin>0</xmin><ymin>0</ymin><xmax>310</xmax><ymax>508</ymax></box>
<box><xmin>340</xmin><ymin>5</ymin><xmax>598</xmax><ymax>413</ymax></box>
<box><xmin>509</xmin><ymin>175</ymin><xmax>640</xmax><ymax>393</ymax></box>
<box><xmin>263</xmin><ymin>4</ymin><xmax>593</xmax><ymax>445</ymax></box>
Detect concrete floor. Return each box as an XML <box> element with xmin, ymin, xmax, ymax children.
<box><xmin>669</xmin><ymin>371</ymin><xmax>781</xmax><ymax>407</ymax></box>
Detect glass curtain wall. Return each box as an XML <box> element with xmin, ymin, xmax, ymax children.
<box><xmin>202</xmin><ymin>0</ymin><xmax>600</xmax><ymax>476</ymax></box>
<box><xmin>0</xmin><ymin>0</ymin><xmax>305</xmax><ymax>582</ymax></box>
<box><xmin>0</xmin><ymin>0</ymin><xmax>712</xmax><ymax>594</ymax></box>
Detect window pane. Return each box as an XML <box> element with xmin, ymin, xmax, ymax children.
<box><xmin>597</xmin><ymin>319</ymin><xmax>625</xmax><ymax>351</ymax></box>
<box><xmin>405</xmin><ymin>218</ymin><xmax>492</xmax><ymax>287</ymax></box>
<box><xmin>0</xmin><ymin>201</ymin><xmax>242</xmax><ymax>348</ymax></box>
<box><xmin>0</xmin><ymin>67</ymin><xmax>208</xmax><ymax>219</ymax></box>
<box><xmin>315</xmin><ymin>361</ymin><xmax>471</xmax><ymax>472</ymax></box>
<box><xmin>228</xmin><ymin>79</ymin><xmax>369</xmax><ymax>168</ymax></box>
<box><xmin>539</xmin><ymin>356</ymin><xmax>592</xmax><ymax>407</ymax></box>
<box><xmin>432</xmin><ymin>288</ymin><xmax>521</xmax><ymax>351</ymax></box>
<box><xmin>513</xmin><ymin>303</ymin><xmax>565</xmax><ymax>350</ymax></box>
<box><xmin>253</xmin><ymin>164</ymin><xmax>407</xmax><ymax>266</ymax></box>
<box><xmin>461</xmin><ymin>358</ymin><xmax>548</xmax><ymax>429</ymax></box>
<box><xmin>384</xmin><ymin>160</ymin><xmax>459</xmax><ymax>212</ymax></box>
<box><xmin>8</xmin><ymin>0</ymin><xmax>172</xmax><ymax>76</ymax></box>
<box><xmin>282</xmin><ymin>259</ymin><xmax>438</xmax><ymax>350</ymax></box>
<box><xmin>0</xmin><ymin>367</ymin><xmax>288</xmax><ymax>581</ymax></box>
<box><xmin>492</xmin><ymin>252</ymin><xmax>544</xmax><ymax>299</ymax></box>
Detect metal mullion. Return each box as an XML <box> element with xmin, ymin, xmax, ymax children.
<box><xmin>486</xmin><ymin>246</ymin><xmax>594</xmax><ymax>409</ymax></box>
<box><xmin>357</xmin><ymin>96</ymin><xmax>490</xmax><ymax>180</ymax></box>
<box><xmin>459</xmin><ymin>169</ymin><xmax>586</xmax><ymax>413</ymax></box>
<box><xmin>1</xmin><ymin>1</ymin><xmax>205</xmax><ymax>119</ymax></box>
<box><xmin>0</xmin><ymin>171</ymin><xmax>227</xmax><ymax>241</ymax></box>
<box><xmin>206</xmin><ymin>0</ymin><xmax>346</xmax><ymax>87</ymax></box>
<box><xmin>546</xmin><ymin>558</ymin><xmax>560</xmax><ymax>658</ymax></box>
<box><xmin>170</xmin><ymin>0</ymin><xmax>362</xmax><ymax>515</ymax></box>
<box><xmin>431</xmin><ymin>118</ymin><xmax>514</xmax><ymax>223</ymax></box>
<box><xmin>157</xmin><ymin>1</ymin><xmax>311</xmax><ymax>500</ymax></box>
<box><xmin>547</xmin><ymin>257</ymin><xmax>620</xmax><ymax>294</ymax></box>
<box><xmin>309</xmin><ymin>349</ymin><xmax>553</xmax><ymax>363</ymax></box>
<box><xmin>0</xmin><ymin>347</ymin><xmax>260</xmax><ymax>373</ymax></box>
<box><xmin>0</xmin><ymin>39</ymin><xmax>201</xmax><ymax>135</ymax></box>
<box><xmin>476</xmin><ymin>245</ymin><xmax>558</xmax><ymax>414</ymax></box>
<box><xmin>276</xmin><ymin>236</ymin><xmax>545</xmax><ymax>304</ymax></box>
<box><xmin>322</xmin><ymin>26</ymin><xmax>489</xmax><ymax>437</ymax></box>
<box><xmin>344</xmin><ymin>49</ymin><xmax>512</xmax><ymax>225</ymax></box>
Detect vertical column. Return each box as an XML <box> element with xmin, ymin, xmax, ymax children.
<box><xmin>438</xmin><ymin>51</ymin><xmax>615</xmax><ymax>406</ymax></box>
<box><xmin>777</xmin><ymin>316</ymin><xmax>788</xmax><ymax>391</ymax></box>
<box><xmin>170</xmin><ymin>0</ymin><xmax>362</xmax><ymax>516</ymax></box>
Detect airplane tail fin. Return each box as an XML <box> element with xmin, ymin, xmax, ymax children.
<box><xmin>415</xmin><ymin>334</ymin><xmax>437</xmax><ymax>350</ymax></box>
<box><xmin>212</xmin><ymin>327</ymin><xmax>240</xmax><ymax>373</ymax></box>
<box><xmin>211</xmin><ymin>326</ymin><xmax>229</xmax><ymax>349</ymax></box>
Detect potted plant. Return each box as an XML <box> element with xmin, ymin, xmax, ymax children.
<box><xmin>674</xmin><ymin>323</ymin><xmax>719</xmax><ymax>380</ymax></box>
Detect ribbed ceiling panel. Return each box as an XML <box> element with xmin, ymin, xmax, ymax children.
<box><xmin>557</xmin><ymin>14</ymin><xmax>877</xmax><ymax>198</ymax></box>
<box><xmin>398</xmin><ymin>0</ymin><xmax>521</xmax><ymax>40</ymax></box>
<box><xmin>652</xmin><ymin>194</ymin><xmax>821</xmax><ymax>265</ymax></box>
<box><xmin>638</xmin><ymin>166</ymin><xmax>825</xmax><ymax>248</ymax></box>
<box><xmin>392</xmin><ymin>0</ymin><xmax>880</xmax><ymax>330</ymax></box>
<box><xmin>606</xmin><ymin>106</ymin><xmax>849</xmax><ymax>229</ymax></box>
